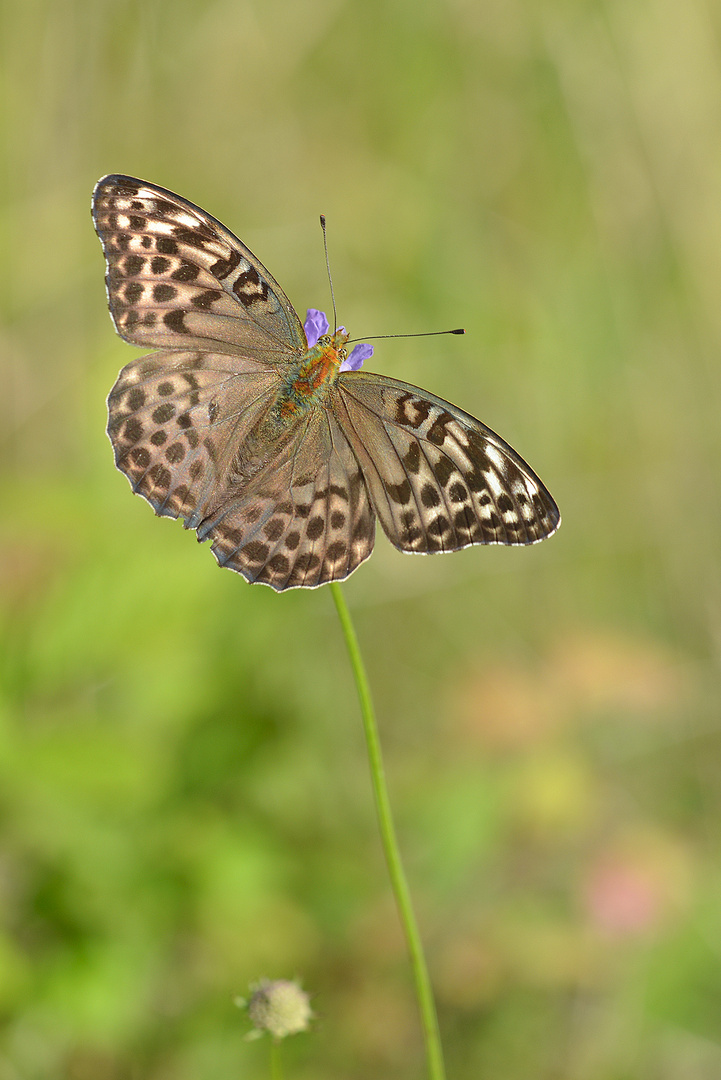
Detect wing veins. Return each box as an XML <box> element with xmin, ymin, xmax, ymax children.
<box><xmin>414</xmin><ymin>436</ymin><xmax>459</xmax><ymax>553</ymax></box>
<box><xmin>256</xmin><ymin>413</ymin><xmax>315</xmax><ymax>590</ymax></box>
<box><xmin>335</xmin><ymin>393</ymin><xmax>408</xmax><ymax>550</ymax></box>
<box><xmin>325</xmin><ymin>412</ymin><xmax>353</xmax><ymax>581</ymax></box>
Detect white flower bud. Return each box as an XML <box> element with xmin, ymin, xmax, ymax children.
<box><xmin>243</xmin><ymin>979</ymin><xmax>313</xmax><ymax>1041</ymax></box>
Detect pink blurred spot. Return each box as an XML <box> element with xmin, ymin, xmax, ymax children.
<box><xmin>585</xmin><ymin>861</ymin><xmax>660</xmax><ymax>935</ymax></box>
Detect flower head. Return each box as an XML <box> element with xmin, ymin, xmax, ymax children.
<box><xmin>341</xmin><ymin>342</ymin><xmax>373</xmax><ymax>372</ymax></box>
<box><xmin>238</xmin><ymin>978</ymin><xmax>314</xmax><ymax>1042</ymax></box>
<box><xmin>303</xmin><ymin>308</ymin><xmax>329</xmax><ymax>348</ymax></box>
<box><xmin>304</xmin><ymin>309</ymin><xmax>373</xmax><ymax>372</ymax></box>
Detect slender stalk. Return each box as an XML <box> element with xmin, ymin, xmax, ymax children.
<box><xmin>330</xmin><ymin>583</ymin><xmax>446</xmax><ymax>1080</ymax></box>
<box><xmin>269</xmin><ymin>1039</ymin><xmax>282</xmax><ymax>1080</ymax></box>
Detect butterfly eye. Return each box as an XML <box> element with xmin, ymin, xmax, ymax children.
<box><xmin>318</xmin><ymin>335</ymin><xmax>331</xmax><ymax>346</ymax></box>
<box><xmin>338</xmin><ymin>348</ymin><xmax>347</xmax><ymax>360</ymax></box>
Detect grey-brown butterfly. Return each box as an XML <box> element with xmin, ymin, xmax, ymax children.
<box><xmin>92</xmin><ymin>175</ymin><xmax>560</xmax><ymax>591</ymax></box>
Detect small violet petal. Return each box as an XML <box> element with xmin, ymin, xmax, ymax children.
<box><xmin>340</xmin><ymin>342</ymin><xmax>373</xmax><ymax>373</ymax></box>
<box><xmin>304</xmin><ymin>309</ymin><xmax>329</xmax><ymax>347</ymax></box>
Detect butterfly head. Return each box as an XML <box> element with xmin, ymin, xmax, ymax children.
<box><xmin>304</xmin><ymin>309</ymin><xmax>373</xmax><ymax>373</ymax></box>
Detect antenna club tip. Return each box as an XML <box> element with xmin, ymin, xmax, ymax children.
<box><xmin>452</xmin><ymin>328</ymin><xmax>465</xmax><ymax>335</ymax></box>
<box><xmin>319</xmin><ymin>214</ymin><xmax>326</xmax><ymax>226</ymax></box>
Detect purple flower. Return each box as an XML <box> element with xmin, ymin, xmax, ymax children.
<box><xmin>340</xmin><ymin>342</ymin><xmax>373</xmax><ymax>372</ymax></box>
<box><xmin>304</xmin><ymin>309</ymin><xmax>329</xmax><ymax>347</ymax></box>
<box><xmin>304</xmin><ymin>309</ymin><xmax>373</xmax><ymax>372</ymax></box>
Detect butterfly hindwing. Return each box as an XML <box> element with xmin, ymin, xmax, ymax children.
<box><xmin>92</xmin><ymin>175</ymin><xmax>307</xmax><ymax>363</ymax></box>
<box><xmin>107</xmin><ymin>349</ymin><xmax>281</xmax><ymax>526</ymax></box>
<box><xmin>199</xmin><ymin>409</ymin><xmax>376</xmax><ymax>590</ymax></box>
<box><xmin>333</xmin><ymin>372</ymin><xmax>560</xmax><ymax>552</ymax></box>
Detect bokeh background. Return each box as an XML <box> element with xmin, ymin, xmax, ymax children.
<box><xmin>2</xmin><ymin>1</ymin><xmax>721</xmax><ymax>1077</ymax></box>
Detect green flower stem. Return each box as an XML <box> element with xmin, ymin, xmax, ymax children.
<box><xmin>269</xmin><ymin>1039</ymin><xmax>282</xmax><ymax>1080</ymax></box>
<box><xmin>330</xmin><ymin>583</ymin><xmax>446</xmax><ymax>1080</ymax></box>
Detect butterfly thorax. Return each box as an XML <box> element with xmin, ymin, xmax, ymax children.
<box><xmin>232</xmin><ymin>330</ymin><xmax>350</xmax><ymax>482</ymax></box>
<box><xmin>272</xmin><ymin>329</ymin><xmax>349</xmax><ymax>425</ymax></box>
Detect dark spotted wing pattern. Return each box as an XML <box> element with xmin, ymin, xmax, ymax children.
<box><xmin>200</xmin><ymin>409</ymin><xmax>376</xmax><ymax>590</ymax></box>
<box><xmin>333</xmin><ymin>373</ymin><xmax>560</xmax><ymax>551</ymax></box>
<box><xmin>93</xmin><ymin>175</ymin><xmax>306</xmax><ymax>363</ymax></box>
<box><xmin>94</xmin><ymin>174</ymin><xmax>559</xmax><ymax>590</ymax></box>
<box><xmin>107</xmin><ymin>349</ymin><xmax>279</xmax><ymax>526</ymax></box>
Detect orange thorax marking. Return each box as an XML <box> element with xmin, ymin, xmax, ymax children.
<box><xmin>277</xmin><ymin>333</ymin><xmax>348</xmax><ymax>420</ymax></box>
<box><xmin>292</xmin><ymin>343</ymin><xmax>339</xmax><ymax>396</ymax></box>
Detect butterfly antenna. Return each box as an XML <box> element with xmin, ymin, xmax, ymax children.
<box><xmin>320</xmin><ymin>214</ymin><xmax>338</xmax><ymax>333</ymax></box>
<box><xmin>347</xmin><ymin>328</ymin><xmax>465</xmax><ymax>343</ymax></box>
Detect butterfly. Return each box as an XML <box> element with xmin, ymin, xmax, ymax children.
<box><xmin>92</xmin><ymin>175</ymin><xmax>560</xmax><ymax>591</ymax></box>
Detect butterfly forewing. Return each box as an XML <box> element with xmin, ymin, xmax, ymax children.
<box><xmin>92</xmin><ymin>175</ymin><xmax>306</xmax><ymax>363</ymax></box>
<box><xmin>333</xmin><ymin>373</ymin><xmax>560</xmax><ymax>552</ymax></box>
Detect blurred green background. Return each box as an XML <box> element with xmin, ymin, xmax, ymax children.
<box><xmin>2</xmin><ymin>1</ymin><xmax>721</xmax><ymax>1077</ymax></box>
